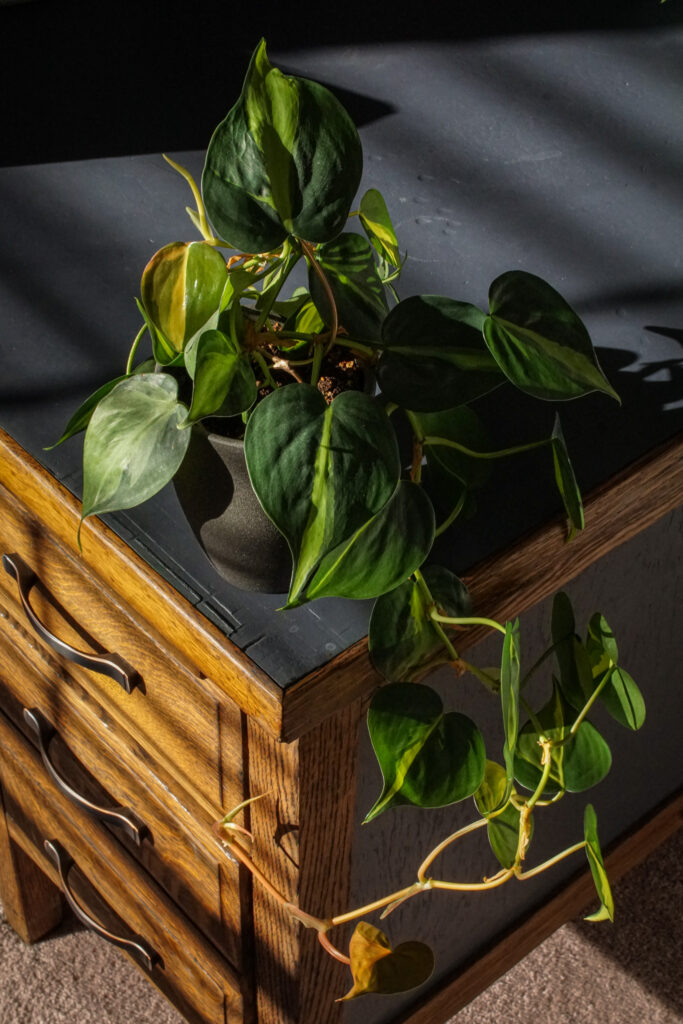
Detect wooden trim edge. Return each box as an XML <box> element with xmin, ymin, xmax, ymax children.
<box><xmin>396</xmin><ymin>789</ymin><xmax>683</xmax><ymax>1024</ymax></box>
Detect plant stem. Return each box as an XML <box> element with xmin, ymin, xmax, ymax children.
<box><xmin>329</xmin><ymin>882</ymin><xmax>426</xmax><ymax>928</ymax></box>
<box><xmin>430</xmin><ymin>611</ymin><xmax>507</xmax><ymax>636</ymax></box>
<box><xmin>417</xmin><ymin>818</ymin><xmax>488</xmax><ymax>882</ymax></box>
<box><xmin>300</xmin><ymin>239</ymin><xmax>338</xmax><ymax>353</ymax></box>
<box><xmin>125</xmin><ymin>325</ymin><xmax>147</xmax><ymax>375</ymax></box>
<box><xmin>252</xmin><ymin>350</ymin><xmax>277</xmax><ymax>390</ymax></box>
<box><xmin>434</xmin><ymin>489</ymin><xmax>467</xmax><ymax>537</ymax></box>
<box><xmin>318</xmin><ymin>931</ymin><xmax>350</xmax><ymax>964</ymax></box>
<box><xmin>429</xmin><ymin>869</ymin><xmax>515</xmax><ymax>893</ymax></box>
<box><xmin>525</xmin><ymin>739</ymin><xmax>553</xmax><ymax>813</ymax></box>
<box><xmin>515</xmin><ymin>841</ymin><xmax>586</xmax><ymax>880</ymax></box>
<box><xmin>556</xmin><ymin>664</ymin><xmax>614</xmax><ymax>744</ymax></box>
<box><xmin>413</xmin><ymin>570</ymin><xmax>460</xmax><ymax>662</ymax></box>
<box><xmin>519</xmin><ymin>639</ymin><xmax>564</xmax><ymax>691</ymax></box>
<box><xmin>163</xmin><ymin>155</ymin><xmax>213</xmax><ymax>241</ymax></box>
<box><xmin>460</xmin><ymin>659</ymin><xmax>500</xmax><ymax>692</ymax></box>
<box><xmin>422</xmin><ymin>435</ymin><xmax>551</xmax><ymax>461</ymax></box>
<box><xmin>411</xmin><ymin>438</ymin><xmax>424</xmax><ymax>483</ymax></box>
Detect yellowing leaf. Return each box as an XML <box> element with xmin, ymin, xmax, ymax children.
<box><xmin>339</xmin><ymin>922</ymin><xmax>434</xmax><ymax>1000</ymax></box>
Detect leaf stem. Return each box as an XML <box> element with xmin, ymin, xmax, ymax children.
<box><xmin>417</xmin><ymin>818</ymin><xmax>488</xmax><ymax>882</ymax></box>
<box><xmin>429</xmin><ymin>869</ymin><xmax>515</xmax><ymax>893</ymax></box>
<box><xmin>423</xmin><ymin>435</ymin><xmax>551</xmax><ymax>461</ymax></box>
<box><xmin>125</xmin><ymin>325</ymin><xmax>147</xmax><ymax>375</ymax></box>
<box><xmin>163</xmin><ymin>155</ymin><xmax>213</xmax><ymax>242</ymax></box>
<box><xmin>318</xmin><ymin>931</ymin><xmax>351</xmax><ymax>964</ymax></box>
<box><xmin>413</xmin><ymin>570</ymin><xmax>460</xmax><ymax>662</ymax></box>
<box><xmin>329</xmin><ymin>882</ymin><xmax>427</xmax><ymax>928</ymax></box>
<box><xmin>300</xmin><ymin>239</ymin><xmax>338</xmax><ymax>353</ymax></box>
<box><xmin>430</xmin><ymin>611</ymin><xmax>507</xmax><ymax>636</ymax></box>
<box><xmin>434</xmin><ymin>489</ymin><xmax>467</xmax><ymax>537</ymax></box>
<box><xmin>556</xmin><ymin>664</ymin><xmax>614</xmax><ymax>744</ymax></box>
<box><xmin>515</xmin><ymin>840</ymin><xmax>586</xmax><ymax>880</ymax></box>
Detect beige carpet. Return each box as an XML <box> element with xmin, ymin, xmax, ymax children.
<box><xmin>1</xmin><ymin>828</ymin><xmax>681</xmax><ymax>1024</ymax></box>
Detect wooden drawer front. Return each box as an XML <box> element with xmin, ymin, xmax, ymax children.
<box><xmin>0</xmin><ymin>707</ymin><xmax>244</xmax><ymax>1024</ymax></box>
<box><xmin>0</xmin><ymin>620</ymin><xmax>245</xmax><ymax>968</ymax></box>
<box><xmin>0</xmin><ymin>481</ymin><xmax>243</xmax><ymax>814</ymax></box>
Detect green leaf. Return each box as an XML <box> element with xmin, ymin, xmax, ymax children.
<box><xmin>340</xmin><ymin>922</ymin><xmax>434</xmax><ymax>1000</ymax></box>
<box><xmin>365</xmin><ymin>682</ymin><xmax>485</xmax><ymax>821</ymax></box>
<box><xmin>244</xmin><ymin>384</ymin><xmax>400</xmax><ymax>606</ymax></box>
<box><xmin>359</xmin><ymin>188</ymin><xmax>400</xmax><ymax>266</ymax></box>
<box><xmin>140</xmin><ymin>241</ymin><xmax>228</xmax><ymax>353</ymax></box>
<box><xmin>413</xmin><ymin>405</ymin><xmax>492</xmax><ymax>490</ymax></box>
<box><xmin>551</xmin><ymin>415</ymin><xmax>585</xmax><ymax>537</ymax></box>
<box><xmin>483</xmin><ymin>271</ymin><xmax>619</xmax><ymax>402</ymax></box>
<box><xmin>202</xmin><ymin>40</ymin><xmax>362</xmax><ymax>253</ymax></box>
<box><xmin>552</xmin><ymin>591</ymin><xmax>593</xmax><ymax>709</ymax></box>
<box><xmin>514</xmin><ymin>683</ymin><xmax>612</xmax><ymax>795</ymax></box>
<box><xmin>369</xmin><ymin>565</ymin><xmax>471</xmax><ymax>681</ymax></box>
<box><xmin>377</xmin><ymin>295</ymin><xmax>503</xmax><ymax>411</ymax></box>
<box><xmin>600</xmin><ymin>667</ymin><xmax>646</xmax><ymax>731</ymax></box>
<box><xmin>285</xmin><ymin>297</ymin><xmax>325</xmax><ymax>336</ymax></box>
<box><xmin>475</xmin><ymin>762</ymin><xmax>532</xmax><ymax>869</ymax></box>
<box><xmin>501</xmin><ymin>619</ymin><xmax>521</xmax><ymax>797</ymax></box>
<box><xmin>583</xmin><ymin>804</ymin><xmax>614</xmax><ymax>922</ymax></box>
<box><xmin>302</xmin><ymin>481</ymin><xmax>434</xmax><ymax>602</ymax></box>
<box><xmin>183</xmin><ymin>329</ymin><xmax>256</xmax><ymax>424</ymax></box>
<box><xmin>586</xmin><ymin>613</ymin><xmax>619</xmax><ymax>676</ymax></box>
<box><xmin>48</xmin><ymin>376</ymin><xmax>128</xmax><ymax>448</ymax></box>
<box><xmin>474</xmin><ymin>759</ymin><xmax>509</xmax><ymax>816</ymax></box>
<box><xmin>82</xmin><ymin>374</ymin><xmax>190</xmax><ymax>520</ymax></box>
<box><xmin>309</xmin><ymin>233</ymin><xmax>389</xmax><ymax>342</ymax></box>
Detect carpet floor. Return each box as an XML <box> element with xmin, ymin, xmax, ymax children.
<box><xmin>1</xmin><ymin>828</ymin><xmax>681</xmax><ymax>1024</ymax></box>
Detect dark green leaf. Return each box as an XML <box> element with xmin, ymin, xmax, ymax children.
<box><xmin>369</xmin><ymin>565</ymin><xmax>471</xmax><ymax>681</ymax></box>
<box><xmin>47</xmin><ymin>376</ymin><xmax>128</xmax><ymax>449</ymax></box>
<box><xmin>514</xmin><ymin>683</ymin><xmax>612</xmax><ymax>795</ymax></box>
<box><xmin>183</xmin><ymin>330</ymin><xmax>256</xmax><ymax>424</ymax></box>
<box><xmin>501</xmin><ymin>619</ymin><xmax>521</xmax><ymax>796</ymax></box>
<box><xmin>551</xmin><ymin>415</ymin><xmax>585</xmax><ymax>537</ymax></box>
<box><xmin>82</xmin><ymin>374</ymin><xmax>190</xmax><ymax>520</ymax></box>
<box><xmin>413</xmin><ymin>406</ymin><xmax>492</xmax><ymax>490</ymax></box>
<box><xmin>340</xmin><ymin>922</ymin><xmax>434</xmax><ymax>1000</ymax></box>
<box><xmin>244</xmin><ymin>384</ymin><xmax>400</xmax><ymax>606</ymax></box>
<box><xmin>309</xmin><ymin>233</ymin><xmax>389</xmax><ymax>342</ymax></box>
<box><xmin>483</xmin><ymin>271</ymin><xmax>619</xmax><ymax>402</ymax></box>
<box><xmin>552</xmin><ymin>591</ymin><xmax>593</xmax><ymax>709</ymax></box>
<box><xmin>378</xmin><ymin>295</ymin><xmax>503</xmax><ymax>411</ymax></box>
<box><xmin>202</xmin><ymin>40</ymin><xmax>362</xmax><ymax>253</ymax></box>
<box><xmin>583</xmin><ymin>804</ymin><xmax>614</xmax><ymax>921</ymax></box>
<box><xmin>359</xmin><ymin>188</ymin><xmax>400</xmax><ymax>266</ymax></box>
<box><xmin>488</xmin><ymin>801</ymin><xmax>531</xmax><ymax>869</ymax></box>
<box><xmin>365</xmin><ymin>683</ymin><xmax>485</xmax><ymax>821</ymax></box>
<box><xmin>302</xmin><ymin>481</ymin><xmax>434</xmax><ymax>602</ymax></box>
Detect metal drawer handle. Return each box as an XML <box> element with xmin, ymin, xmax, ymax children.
<box><xmin>2</xmin><ymin>553</ymin><xmax>140</xmax><ymax>694</ymax></box>
<box><xmin>44</xmin><ymin>839</ymin><xmax>161</xmax><ymax>971</ymax></box>
<box><xmin>24</xmin><ymin>708</ymin><xmax>148</xmax><ymax>846</ymax></box>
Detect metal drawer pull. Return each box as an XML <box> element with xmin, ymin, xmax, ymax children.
<box><xmin>24</xmin><ymin>708</ymin><xmax>148</xmax><ymax>846</ymax></box>
<box><xmin>2</xmin><ymin>553</ymin><xmax>140</xmax><ymax>694</ymax></box>
<box><xmin>44</xmin><ymin>839</ymin><xmax>160</xmax><ymax>971</ymax></box>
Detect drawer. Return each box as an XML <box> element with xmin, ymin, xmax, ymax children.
<box><xmin>0</xmin><ymin>707</ymin><xmax>245</xmax><ymax>1024</ymax></box>
<box><xmin>0</xmin><ymin>481</ymin><xmax>243</xmax><ymax>814</ymax></box>
<box><xmin>0</xmin><ymin>618</ymin><xmax>245</xmax><ymax>967</ymax></box>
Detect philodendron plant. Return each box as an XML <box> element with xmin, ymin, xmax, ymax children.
<box><xmin>56</xmin><ymin>40</ymin><xmax>645</xmax><ymax>1001</ymax></box>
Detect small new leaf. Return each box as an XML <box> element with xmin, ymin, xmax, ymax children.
<box><xmin>583</xmin><ymin>804</ymin><xmax>614</xmax><ymax>922</ymax></box>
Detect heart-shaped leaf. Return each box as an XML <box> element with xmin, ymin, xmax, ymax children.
<box><xmin>202</xmin><ymin>40</ymin><xmax>362</xmax><ymax>253</ymax></box>
<box><xmin>183</xmin><ymin>329</ymin><xmax>256</xmax><ymax>424</ymax></box>
<box><xmin>369</xmin><ymin>565</ymin><xmax>471</xmax><ymax>681</ymax></box>
<box><xmin>140</xmin><ymin>241</ymin><xmax>228</xmax><ymax>354</ymax></box>
<box><xmin>82</xmin><ymin>374</ymin><xmax>190</xmax><ymax>520</ymax></box>
<box><xmin>309</xmin><ymin>232</ymin><xmax>389</xmax><ymax>341</ymax></box>
<box><xmin>302</xmin><ymin>481</ymin><xmax>434</xmax><ymax>602</ymax></box>
<box><xmin>483</xmin><ymin>271</ymin><xmax>619</xmax><ymax>402</ymax></box>
<box><xmin>340</xmin><ymin>922</ymin><xmax>434</xmax><ymax>1000</ymax></box>
<box><xmin>474</xmin><ymin>760</ymin><xmax>532</xmax><ymax>868</ymax></box>
<box><xmin>244</xmin><ymin>383</ymin><xmax>400</xmax><ymax>605</ymax></box>
<box><xmin>514</xmin><ymin>683</ymin><xmax>612</xmax><ymax>795</ymax></box>
<box><xmin>583</xmin><ymin>804</ymin><xmax>614</xmax><ymax>921</ymax></box>
<box><xmin>413</xmin><ymin>406</ymin><xmax>492</xmax><ymax>491</ymax></box>
<box><xmin>365</xmin><ymin>682</ymin><xmax>485</xmax><ymax>821</ymax></box>
<box><xmin>551</xmin><ymin>415</ymin><xmax>585</xmax><ymax>537</ymax></box>
<box><xmin>359</xmin><ymin>188</ymin><xmax>400</xmax><ymax>266</ymax></box>
<box><xmin>552</xmin><ymin>591</ymin><xmax>593</xmax><ymax>710</ymax></box>
<box><xmin>377</xmin><ymin>295</ymin><xmax>503</xmax><ymax>411</ymax></box>
<box><xmin>501</xmin><ymin>619</ymin><xmax>521</xmax><ymax>797</ymax></box>
<box><xmin>586</xmin><ymin>613</ymin><xmax>619</xmax><ymax>676</ymax></box>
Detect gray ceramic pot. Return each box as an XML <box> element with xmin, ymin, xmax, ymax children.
<box><xmin>173</xmin><ymin>425</ymin><xmax>292</xmax><ymax>594</ymax></box>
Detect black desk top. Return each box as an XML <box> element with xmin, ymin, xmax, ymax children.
<box><xmin>1</xmin><ymin>24</ymin><xmax>681</xmax><ymax>687</ymax></box>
